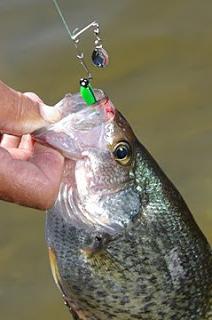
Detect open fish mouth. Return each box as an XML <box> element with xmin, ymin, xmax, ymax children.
<box><xmin>32</xmin><ymin>89</ymin><xmax>116</xmax><ymax>160</ymax></box>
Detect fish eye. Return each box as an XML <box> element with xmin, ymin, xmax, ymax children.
<box><xmin>113</xmin><ymin>141</ymin><xmax>132</xmax><ymax>165</ymax></box>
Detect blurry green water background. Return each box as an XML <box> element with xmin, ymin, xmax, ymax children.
<box><xmin>0</xmin><ymin>0</ymin><xmax>211</xmax><ymax>319</ymax></box>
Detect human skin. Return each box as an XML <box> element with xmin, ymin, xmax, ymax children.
<box><xmin>0</xmin><ymin>81</ymin><xmax>64</xmax><ymax>210</ymax></box>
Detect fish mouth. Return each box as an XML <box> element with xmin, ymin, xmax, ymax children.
<box><xmin>32</xmin><ymin>90</ymin><xmax>116</xmax><ymax>160</ymax></box>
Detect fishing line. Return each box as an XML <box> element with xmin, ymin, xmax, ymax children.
<box><xmin>52</xmin><ymin>0</ymin><xmax>73</xmax><ymax>41</ymax></box>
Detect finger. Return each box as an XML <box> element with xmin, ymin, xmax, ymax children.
<box><xmin>0</xmin><ymin>81</ymin><xmax>47</xmax><ymax>134</ymax></box>
<box><xmin>19</xmin><ymin>134</ymin><xmax>34</xmax><ymax>152</ymax></box>
<box><xmin>24</xmin><ymin>92</ymin><xmax>62</xmax><ymax>123</ymax></box>
<box><xmin>23</xmin><ymin>92</ymin><xmax>44</xmax><ymax>104</ymax></box>
<box><xmin>0</xmin><ymin>81</ymin><xmax>61</xmax><ymax>136</ymax></box>
<box><xmin>0</xmin><ymin>143</ymin><xmax>64</xmax><ymax>209</ymax></box>
<box><xmin>1</xmin><ymin>134</ymin><xmax>33</xmax><ymax>160</ymax></box>
<box><xmin>1</xmin><ymin>134</ymin><xmax>20</xmax><ymax>148</ymax></box>
<box><xmin>4</xmin><ymin>147</ymin><xmax>33</xmax><ymax>160</ymax></box>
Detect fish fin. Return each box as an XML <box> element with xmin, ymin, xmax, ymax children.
<box><xmin>48</xmin><ymin>247</ymin><xmax>82</xmax><ymax>319</ymax></box>
<box><xmin>83</xmin><ymin>249</ymin><xmax>122</xmax><ymax>272</ymax></box>
<box><xmin>81</xmin><ymin>235</ymin><xmax>125</xmax><ymax>276</ymax></box>
<box><xmin>82</xmin><ymin>248</ymin><xmax>127</xmax><ymax>286</ymax></box>
<box><xmin>48</xmin><ymin>247</ymin><xmax>64</xmax><ymax>293</ymax></box>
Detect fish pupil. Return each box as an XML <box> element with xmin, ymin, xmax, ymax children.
<box><xmin>115</xmin><ymin>145</ymin><xmax>129</xmax><ymax>159</ymax></box>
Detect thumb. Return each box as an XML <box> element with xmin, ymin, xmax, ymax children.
<box><xmin>24</xmin><ymin>92</ymin><xmax>61</xmax><ymax>124</ymax></box>
<box><xmin>0</xmin><ymin>81</ymin><xmax>61</xmax><ymax>136</ymax></box>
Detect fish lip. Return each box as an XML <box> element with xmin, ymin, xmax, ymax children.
<box><xmin>96</xmin><ymin>96</ymin><xmax>116</xmax><ymax>121</ymax></box>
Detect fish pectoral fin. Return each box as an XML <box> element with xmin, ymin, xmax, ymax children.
<box><xmin>82</xmin><ymin>246</ymin><xmax>122</xmax><ymax>272</ymax></box>
<box><xmin>81</xmin><ymin>235</ymin><xmax>124</xmax><ymax>274</ymax></box>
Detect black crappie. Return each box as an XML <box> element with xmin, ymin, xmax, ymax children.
<box><xmin>34</xmin><ymin>90</ymin><xmax>212</xmax><ymax>320</ymax></box>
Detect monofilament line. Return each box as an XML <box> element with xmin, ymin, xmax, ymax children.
<box><xmin>52</xmin><ymin>0</ymin><xmax>73</xmax><ymax>40</ymax></box>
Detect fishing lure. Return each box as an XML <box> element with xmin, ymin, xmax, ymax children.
<box><xmin>80</xmin><ymin>78</ymin><xmax>96</xmax><ymax>106</ymax></box>
<box><xmin>52</xmin><ymin>0</ymin><xmax>109</xmax><ymax>106</ymax></box>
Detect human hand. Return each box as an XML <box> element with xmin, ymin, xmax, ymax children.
<box><xmin>0</xmin><ymin>81</ymin><xmax>64</xmax><ymax>210</ymax></box>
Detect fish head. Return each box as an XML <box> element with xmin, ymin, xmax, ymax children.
<box><xmin>33</xmin><ymin>89</ymin><xmax>141</xmax><ymax>234</ymax></box>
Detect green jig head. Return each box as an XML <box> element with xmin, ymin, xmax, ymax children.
<box><xmin>80</xmin><ymin>78</ymin><xmax>97</xmax><ymax>106</ymax></box>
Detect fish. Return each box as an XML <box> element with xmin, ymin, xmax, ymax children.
<box><xmin>33</xmin><ymin>89</ymin><xmax>212</xmax><ymax>320</ymax></box>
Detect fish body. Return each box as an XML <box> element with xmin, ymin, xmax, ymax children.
<box><xmin>34</xmin><ymin>90</ymin><xmax>212</xmax><ymax>320</ymax></box>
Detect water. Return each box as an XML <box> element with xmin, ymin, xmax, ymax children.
<box><xmin>0</xmin><ymin>0</ymin><xmax>211</xmax><ymax>319</ymax></box>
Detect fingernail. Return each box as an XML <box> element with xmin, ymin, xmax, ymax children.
<box><xmin>39</xmin><ymin>104</ymin><xmax>62</xmax><ymax>123</ymax></box>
